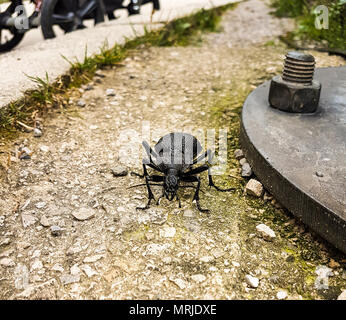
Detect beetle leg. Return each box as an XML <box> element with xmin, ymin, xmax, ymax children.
<box><xmin>182</xmin><ymin>164</ymin><xmax>209</xmax><ymax>176</ymax></box>
<box><xmin>206</xmin><ymin>151</ymin><xmax>235</xmax><ymax>192</ymax></box>
<box><xmin>136</xmin><ymin>176</ymin><xmax>155</xmax><ymax>210</ymax></box>
<box><xmin>192</xmin><ymin>176</ymin><xmax>209</xmax><ymax>213</ymax></box>
<box><xmin>176</xmin><ymin>194</ymin><xmax>181</xmax><ymax>208</ymax></box>
<box><xmin>181</xmin><ymin>175</ymin><xmax>209</xmax><ymax>213</ymax></box>
<box><xmin>131</xmin><ymin>163</ymin><xmax>149</xmax><ymax>178</ymax></box>
<box><xmin>156</xmin><ymin>191</ymin><xmax>165</xmax><ymax>205</ymax></box>
<box><xmin>207</xmin><ymin>174</ymin><xmax>235</xmax><ymax>192</ymax></box>
<box><xmin>131</xmin><ymin>162</ymin><xmax>163</xmax><ymax>178</ymax></box>
<box><xmin>183</xmin><ymin>164</ymin><xmax>235</xmax><ymax>192</ymax></box>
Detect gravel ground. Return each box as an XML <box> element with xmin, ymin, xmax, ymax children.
<box><xmin>0</xmin><ymin>0</ymin><xmax>345</xmax><ymax>300</ymax></box>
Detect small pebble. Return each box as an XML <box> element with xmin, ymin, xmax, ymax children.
<box><xmin>239</xmin><ymin>158</ymin><xmax>247</xmax><ymax>166</ymax></box>
<box><xmin>337</xmin><ymin>290</ymin><xmax>346</xmax><ymax>300</ymax></box>
<box><xmin>0</xmin><ymin>258</ymin><xmax>15</xmax><ymax>267</ymax></box>
<box><xmin>256</xmin><ymin>223</ymin><xmax>276</xmax><ymax>241</ymax></box>
<box><xmin>277</xmin><ymin>291</ymin><xmax>288</xmax><ymax>300</ymax></box>
<box><xmin>50</xmin><ymin>226</ymin><xmax>62</xmax><ymax>237</ymax></box>
<box><xmin>60</xmin><ymin>274</ymin><xmax>80</xmax><ymax>285</ymax></box>
<box><xmin>200</xmin><ymin>256</ymin><xmax>213</xmax><ymax>263</ymax></box>
<box><xmin>94</xmin><ymin>70</ymin><xmax>106</xmax><ymax>78</ymax></box>
<box><xmin>40</xmin><ymin>215</ymin><xmax>50</xmax><ymax>227</ymax></box>
<box><xmin>245</xmin><ymin>179</ymin><xmax>264</xmax><ymax>197</ymax></box>
<box><xmin>19</xmin><ymin>147</ymin><xmax>32</xmax><ymax>160</ymax></box>
<box><xmin>33</xmin><ymin>128</ymin><xmax>42</xmax><ymax>137</ymax></box>
<box><xmin>106</xmin><ymin>88</ymin><xmax>116</xmax><ymax>96</ymax></box>
<box><xmin>40</xmin><ymin>145</ymin><xmax>49</xmax><ymax>153</ymax></box>
<box><xmin>328</xmin><ymin>259</ymin><xmax>340</xmax><ymax>269</ymax></box>
<box><xmin>170</xmin><ymin>278</ymin><xmax>186</xmax><ymax>290</ymax></box>
<box><xmin>80</xmin><ymin>264</ymin><xmax>98</xmax><ymax>278</ymax></box>
<box><xmin>83</xmin><ymin>84</ymin><xmax>94</xmax><ymax>91</ymax></box>
<box><xmin>245</xmin><ymin>274</ymin><xmax>259</xmax><ymax>288</ymax></box>
<box><xmin>315</xmin><ymin>171</ymin><xmax>324</xmax><ymax>177</ymax></box>
<box><xmin>241</xmin><ymin>162</ymin><xmax>253</xmax><ymax>177</ymax></box>
<box><xmin>77</xmin><ymin>99</ymin><xmax>86</xmax><ymax>108</ymax></box>
<box><xmin>111</xmin><ymin>166</ymin><xmax>128</xmax><ymax>177</ymax></box>
<box><xmin>35</xmin><ymin>202</ymin><xmax>46</xmax><ymax>209</ymax></box>
<box><xmin>191</xmin><ymin>274</ymin><xmax>206</xmax><ymax>283</ymax></box>
<box><xmin>234</xmin><ymin>149</ymin><xmax>244</xmax><ymax>160</ymax></box>
<box><xmin>159</xmin><ymin>227</ymin><xmax>176</xmax><ymax>238</ymax></box>
<box><xmin>71</xmin><ymin>207</ymin><xmax>95</xmax><ymax>221</ymax></box>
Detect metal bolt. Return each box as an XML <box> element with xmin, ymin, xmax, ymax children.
<box><xmin>268</xmin><ymin>52</ymin><xmax>322</xmax><ymax>113</ymax></box>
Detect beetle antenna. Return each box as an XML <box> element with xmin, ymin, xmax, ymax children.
<box><xmin>127</xmin><ymin>183</ymin><xmax>163</xmax><ymax>189</ymax></box>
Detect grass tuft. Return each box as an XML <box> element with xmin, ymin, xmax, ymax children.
<box><xmin>271</xmin><ymin>0</ymin><xmax>346</xmax><ymax>51</ymax></box>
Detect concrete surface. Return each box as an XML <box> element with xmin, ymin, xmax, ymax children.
<box><xmin>0</xmin><ymin>0</ymin><xmax>238</xmax><ymax>110</ymax></box>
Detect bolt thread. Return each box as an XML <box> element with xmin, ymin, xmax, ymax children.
<box><xmin>282</xmin><ymin>52</ymin><xmax>315</xmax><ymax>84</ymax></box>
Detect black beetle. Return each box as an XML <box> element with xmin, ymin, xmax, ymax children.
<box><xmin>131</xmin><ymin>132</ymin><xmax>234</xmax><ymax>212</ymax></box>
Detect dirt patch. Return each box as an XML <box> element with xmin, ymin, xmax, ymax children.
<box><xmin>0</xmin><ymin>0</ymin><xmax>345</xmax><ymax>299</ymax></box>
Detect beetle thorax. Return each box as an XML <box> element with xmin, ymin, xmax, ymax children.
<box><xmin>164</xmin><ymin>169</ymin><xmax>179</xmax><ymax>200</ymax></box>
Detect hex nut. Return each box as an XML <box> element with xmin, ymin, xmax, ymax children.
<box><xmin>269</xmin><ymin>75</ymin><xmax>321</xmax><ymax>113</ymax></box>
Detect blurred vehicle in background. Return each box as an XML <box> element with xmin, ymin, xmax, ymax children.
<box><xmin>0</xmin><ymin>0</ymin><xmax>160</xmax><ymax>52</ymax></box>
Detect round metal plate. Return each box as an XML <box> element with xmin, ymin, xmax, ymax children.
<box><xmin>240</xmin><ymin>66</ymin><xmax>346</xmax><ymax>253</ymax></box>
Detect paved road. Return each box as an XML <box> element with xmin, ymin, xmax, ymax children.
<box><xmin>0</xmin><ymin>0</ymin><xmax>238</xmax><ymax>110</ymax></box>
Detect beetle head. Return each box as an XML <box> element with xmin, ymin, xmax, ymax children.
<box><xmin>164</xmin><ymin>174</ymin><xmax>179</xmax><ymax>201</ymax></box>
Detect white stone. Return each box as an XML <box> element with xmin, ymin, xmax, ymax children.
<box><xmin>337</xmin><ymin>290</ymin><xmax>346</xmax><ymax>300</ymax></box>
<box><xmin>159</xmin><ymin>227</ymin><xmax>176</xmax><ymax>238</ymax></box>
<box><xmin>50</xmin><ymin>225</ymin><xmax>62</xmax><ymax>236</ymax></box>
<box><xmin>277</xmin><ymin>290</ymin><xmax>288</xmax><ymax>300</ymax></box>
<box><xmin>211</xmin><ymin>248</ymin><xmax>224</xmax><ymax>259</ymax></box>
<box><xmin>200</xmin><ymin>256</ymin><xmax>213</xmax><ymax>263</ymax></box>
<box><xmin>32</xmin><ymin>249</ymin><xmax>41</xmax><ymax>258</ymax></box>
<box><xmin>0</xmin><ymin>258</ymin><xmax>15</xmax><ymax>267</ymax></box>
<box><xmin>40</xmin><ymin>145</ymin><xmax>49</xmax><ymax>153</ymax></box>
<box><xmin>171</xmin><ymin>278</ymin><xmax>186</xmax><ymax>290</ymax></box>
<box><xmin>0</xmin><ymin>248</ymin><xmax>14</xmax><ymax>258</ymax></box>
<box><xmin>60</xmin><ymin>274</ymin><xmax>80</xmax><ymax>285</ymax></box>
<box><xmin>21</xmin><ymin>214</ymin><xmax>37</xmax><ymax>228</ymax></box>
<box><xmin>245</xmin><ymin>275</ymin><xmax>259</xmax><ymax>288</ymax></box>
<box><xmin>183</xmin><ymin>209</ymin><xmax>195</xmax><ymax>218</ymax></box>
<box><xmin>71</xmin><ymin>207</ymin><xmax>95</xmax><ymax>221</ymax></box>
<box><xmin>40</xmin><ymin>215</ymin><xmax>50</xmax><ymax>227</ymax></box>
<box><xmin>52</xmin><ymin>264</ymin><xmax>64</xmax><ymax>273</ymax></box>
<box><xmin>31</xmin><ymin>259</ymin><xmax>43</xmax><ymax>271</ymax></box>
<box><xmin>145</xmin><ymin>243</ymin><xmax>171</xmax><ymax>255</ymax></box>
<box><xmin>14</xmin><ymin>264</ymin><xmax>29</xmax><ymax>289</ymax></box>
<box><xmin>162</xmin><ymin>257</ymin><xmax>172</xmax><ymax>264</ymax></box>
<box><xmin>35</xmin><ymin>202</ymin><xmax>46</xmax><ymax>209</ymax></box>
<box><xmin>256</xmin><ymin>223</ymin><xmax>276</xmax><ymax>241</ymax></box>
<box><xmin>191</xmin><ymin>274</ymin><xmax>206</xmax><ymax>283</ymax></box>
<box><xmin>33</xmin><ymin>128</ymin><xmax>42</xmax><ymax>137</ymax></box>
<box><xmin>77</xmin><ymin>99</ymin><xmax>86</xmax><ymax>107</ymax></box>
<box><xmin>80</xmin><ymin>264</ymin><xmax>98</xmax><ymax>278</ymax></box>
<box><xmin>234</xmin><ymin>149</ymin><xmax>244</xmax><ymax>160</ymax></box>
<box><xmin>83</xmin><ymin>254</ymin><xmax>104</xmax><ymax>263</ymax></box>
<box><xmin>70</xmin><ymin>264</ymin><xmax>81</xmax><ymax>276</ymax></box>
<box><xmin>106</xmin><ymin>88</ymin><xmax>116</xmax><ymax>96</ymax></box>
<box><xmin>245</xmin><ymin>179</ymin><xmax>264</xmax><ymax>197</ymax></box>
